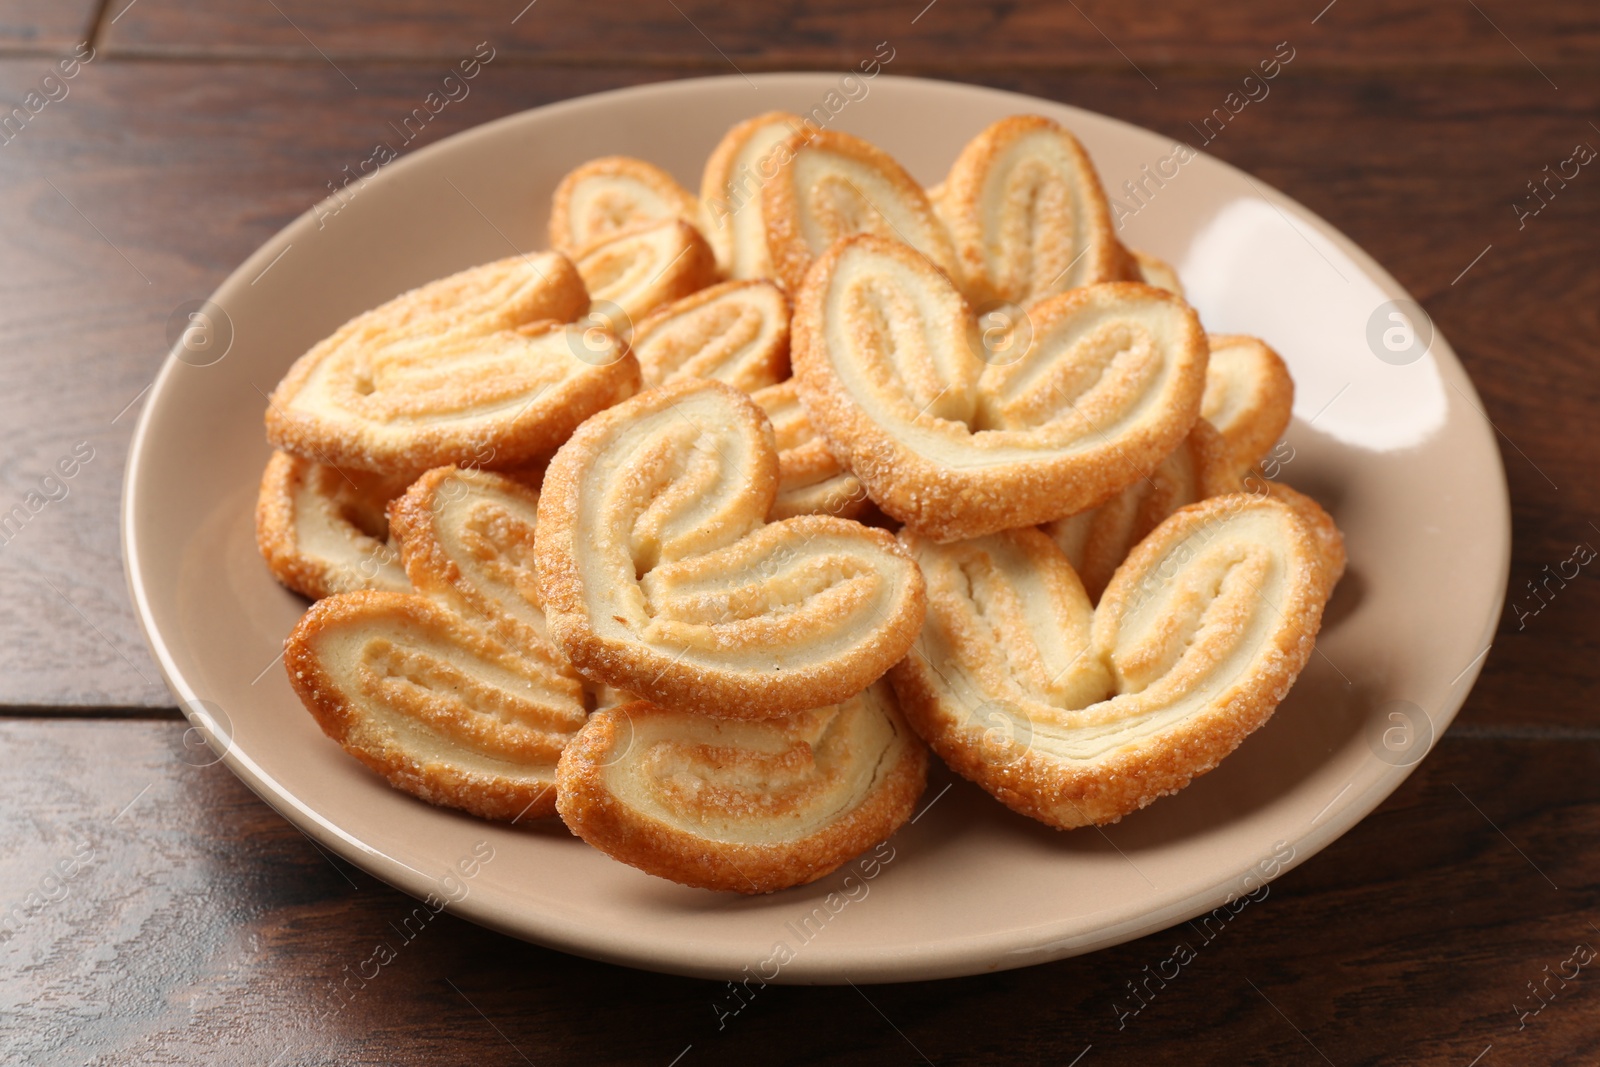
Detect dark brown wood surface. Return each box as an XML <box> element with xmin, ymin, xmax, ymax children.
<box><xmin>3</xmin><ymin>2</ymin><xmax>1598</xmax><ymax>1063</ymax></box>
<box><xmin>0</xmin><ymin>1</ymin><xmax>98</xmax><ymax>52</ymax></box>
<box><xmin>7</xmin><ymin>719</ymin><xmax>1599</xmax><ymax>1065</ymax></box>
<box><xmin>95</xmin><ymin>0</ymin><xmax>1600</xmax><ymax>67</ymax></box>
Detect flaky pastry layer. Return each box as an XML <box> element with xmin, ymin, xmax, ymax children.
<box><xmin>700</xmin><ymin>111</ymin><xmax>806</xmax><ymax>280</ymax></box>
<box><xmin>575</xmin><ymin>219</ymin><xmax>718</xmax><ymax>334</ymax></box>
<box><xmin>285</xmin><ymin>591</ymin><xmax>588</xmax><ymax>821</ymax></box>
<box><xmin>549</xmin><ymin>156</ymin><xmax>699</xmax><ymax>256</ymax></box>
<box><xmin>933</xmin><ymin>115</ymin><xmax>1137</xmax><ymax>305</ymax></box>
<box><xmin>892</xmin><ymin>489</ymin><xmax>1345</xmax><ymax>829</ymax></box>
<box><xmin>555</xmin><ymin>682</ymin><xmax>925</xmax><ymax>893</ymax></box>
<box><xmin>632</xmin><ymin>279</ymin><xmax>791</xmax><ymax>394</ymax></box>
<box><xmin>628</xmin><ymin>278</ymin><xmax>864</xmax><ymax>521</ymax></box>
<box><xmin>762</xmin><ymin>128</ymin><xmax>957</xmax><ymax>293</ymax></box>
<box><xmin>265</xmin><ymin>252</ymin><xmax>638</xmax><ymax>476</ymax></box>
<box><xmin>751</xmin><ymin>380</ymin><xmax>867</xmax><ymax>521</ymax></box>
<box><xmin>792</xmin><ymin>234</ymin><xmax>1209</xmax><ymax>542</ymax></box>
<box><xmin>256</xmin><ymin>450</ymin><xmax>411</xmax><ymax>599</ymax></box>
<box><xmin>1041</xmin><ymin>336</ymin><xmax>1295</xmax><ymax>595</ymax></box>
<box><xmin>535</xmin><ymin>379</ymin><xmax>925</xmax><ymax>719</ymax></box>
<box><xmin>1202</xmin><ymin>334</ymin><xmax>1295</xmax><ymax>473</ymax></box>
<box><xmin>388</xmin><ymin>466</ymin><xmax>587</xmax><ymax>691</ymax></box>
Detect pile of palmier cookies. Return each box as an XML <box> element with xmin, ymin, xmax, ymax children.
<box><xmin>256</xmin><ymin>111</ymin><xmax>1344</xmax><ymax>894</ymax></box>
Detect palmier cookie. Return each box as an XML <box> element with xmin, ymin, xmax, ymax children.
<box><xmin>549</xmin><ymin>156</ymin><xmax>699</xmax><ymax>257</ymax></box>
<box><xmin>792</xmin><ymin>234</ymin><xmax>1208</xmax><ymax>542</ymax></box>
<box><xmin>934</xmin><ymin>115</ymin><xmax>1136</xmax><ymax>306</ymax></box>
<box><xmin>1043</xmin><ymin>418</ymin><xmax>1239</xmax><ymax>602</ymax></box>
<box><xmin>388</xmin><ymin>466</ymin><xmax>580</xmax><ymax>683</ymax></box>
<box><xmin>574</xmin><ymin>219</ymin><xmax>718</xmax><ymax>335</ymax></box>
<box><xmin>751</xmin><ymin>380</ymin><xmax>867</xmax><ymax>521</ymax></box>
<box><xmin>632</xmin><ymin>279</ymin><xmax>790</xmax><ymax>394</ymax></box>
<box><xmin>701</xmin><ymin>111</ymin><xmax>807</xmax><ymax>279</ymax></box>
<box><xmin>556</xmin><ymin>682</ymin><xmax>925</xmax><ymax>893</ymax></box>
<box><xmin>265</xmin><ymin>252</ymin><xmax>638</xmax><ymax>477</ymax></box>
<box><xmin>535</xmin><ymin>378</ymin><xmax>925</xmax><ymax>719</ymax></box>
<box><xmin>891</xmin><ymin>488</ymin><xmax>1345</xmax><ymax>829</ymax></box>
<box><xmin>256</xmin><ymin>450</ymin><xmax>410</xmax><ymax>599</ymax></box>
<box><xmin>285</xmin><ymin>591</ymin><xmax>587</xmax><ymax>821</ymax></box>
<box><xmin>1202</xmin><ymin>334</ymin><xmax>1294</xmax><ymax>473</ymax></box>
<box><xmin>762</xmin><ymin>128</ymin><xmax>957</xmax><ymax>293</ymax></box>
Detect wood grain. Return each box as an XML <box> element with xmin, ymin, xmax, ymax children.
<box><xmin>95</xmin><ymin>0</ymin><xmax>1600</xmax><ymax>69</ymax></box>
<box><xmin>4</xmin><ymin>4</ymin><xmax>1600</xmax><ymax>1062</ymax></box>
<box><xmin>0</xmin><ymin>59</ymin><xmax>1594</xmax><ymax>715</ymax></box>
<box><xmin>0</xmin><ymin>0</ymin><xmax>98</xmax><ymax>53</ymax></box>
<box><xmin>3</xmin><ymin>717</ymin><xmax>1596</xmax><ymax>1065</ymax></box>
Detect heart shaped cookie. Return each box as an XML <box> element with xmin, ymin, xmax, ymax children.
<box><xmin>891</xmin><ymin>487</ymin><xmax>1344</xmax><ymax>829</ymax></box>
<box><xmin>549</xmin><ymin>156</ymin><xmax>699</xmax><ymax>257</ymax></box>
<box><xmin>555</xmin><ymin>681</ymin><xmax>926</xmax><ymax>893</ymax></box>
<box><xmin>763</xmin><ymin>128</ymin><xmax>957</xmax><ymax>293</ymax></box>
<box><xmin>265</xmin><ymin>251</ymin><xmax>638</xmax><ymax>476</ymax></box>
<box><xmin>535</xmin><ymin>378</ymin><xmax>925</xmax><ymax>719</ymax></box>
<box><xmin>285</xmin><ymin>590</ymin><xmax>588</xmax><ymax>821</ymax></box>
<box><xmin>793</xmin><ymin>234</ymin><xmax>1208</xmax><ymax>542</ymax></box>
<box><xmin>933</xmin><ymin>115</ymin><xmax>1137</xmax><ymax>306</ymax></box>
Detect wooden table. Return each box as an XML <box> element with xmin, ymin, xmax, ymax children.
<box><xmin>4</xmin><ymin>2</ymin><xmax>1597</xmax><ymax>1062</ymax></box>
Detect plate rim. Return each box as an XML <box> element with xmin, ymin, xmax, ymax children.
<box><xmin>121</xmin><ymin>71</ymin><xmax>1512</xmax><ymax>984</ymax></box>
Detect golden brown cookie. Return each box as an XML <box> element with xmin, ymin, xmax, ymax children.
<box><xmin>893</xmin><ymin>489</ymin><xmax>1344</xmax><ymax>829</ymax></box>
<box><xmin>555</xmin><ymin>682</ymin><xmax>925</xmax><ymax>893</ymax></box>
<box><xmin>791</xmin><ymin>234</ymin><xmax>1208</xmax><ymax>542</ymax></box>
<box><xmin>700</xmin><ymin>111</ymin><xmax>807</xmax><ymax>279</ymax></box>
<box><xmin>535</xmin><ymin>378</ymin><xmax>925</xmax><ymax>719</ymax></box>
<box><xmin>632</xmin><ymin>279</ymin><xmax>790</xmax><ymax>394</ymax></box>
<box><xmin>933</xmin><ymin>115</ymin><xmax>1137</xmax><ymax>306</ymax></box>
<box><xmin>762</xmin><ymin>128</ymin><xmax>957</xmax><ymax>293</ymax></box>
<box><xmin>1202</xmin><ymin>334</ymin><xmax>1295</xmax><ymax>473</ymax></box>
<box><xmin>549</xmin><ymin>156</ymin><xmax>699</xmax><ymax>257</ymax></box>
<box><xmin>574</xmin><ymin>219</ymin><xmax>718</xmax><ymax>335</ymax></box>
<box><xmin>264</xmin><ymin>252</ymin><xmax>638</xmax><ymax>477</ymax></box>
<box><xmin>256</xmin><ymin>450</ymin><xmax>411</xmax><ymax>599</ymax></box>
<box><xmin>285</xmin><ymin>591</ymin><xmax>588</xmax><ymax>821</ymax></box>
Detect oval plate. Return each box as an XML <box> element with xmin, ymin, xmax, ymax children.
<box><xmin>123</xmin><ymin>73</ymin><xmax>1509</xmax><ymax>983</ymax></box>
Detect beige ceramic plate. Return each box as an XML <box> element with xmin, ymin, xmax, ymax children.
<box><xmin>123</xmin><ymin>74</ymin><xmax>1509</xmax><ymax>983</ymax></box>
